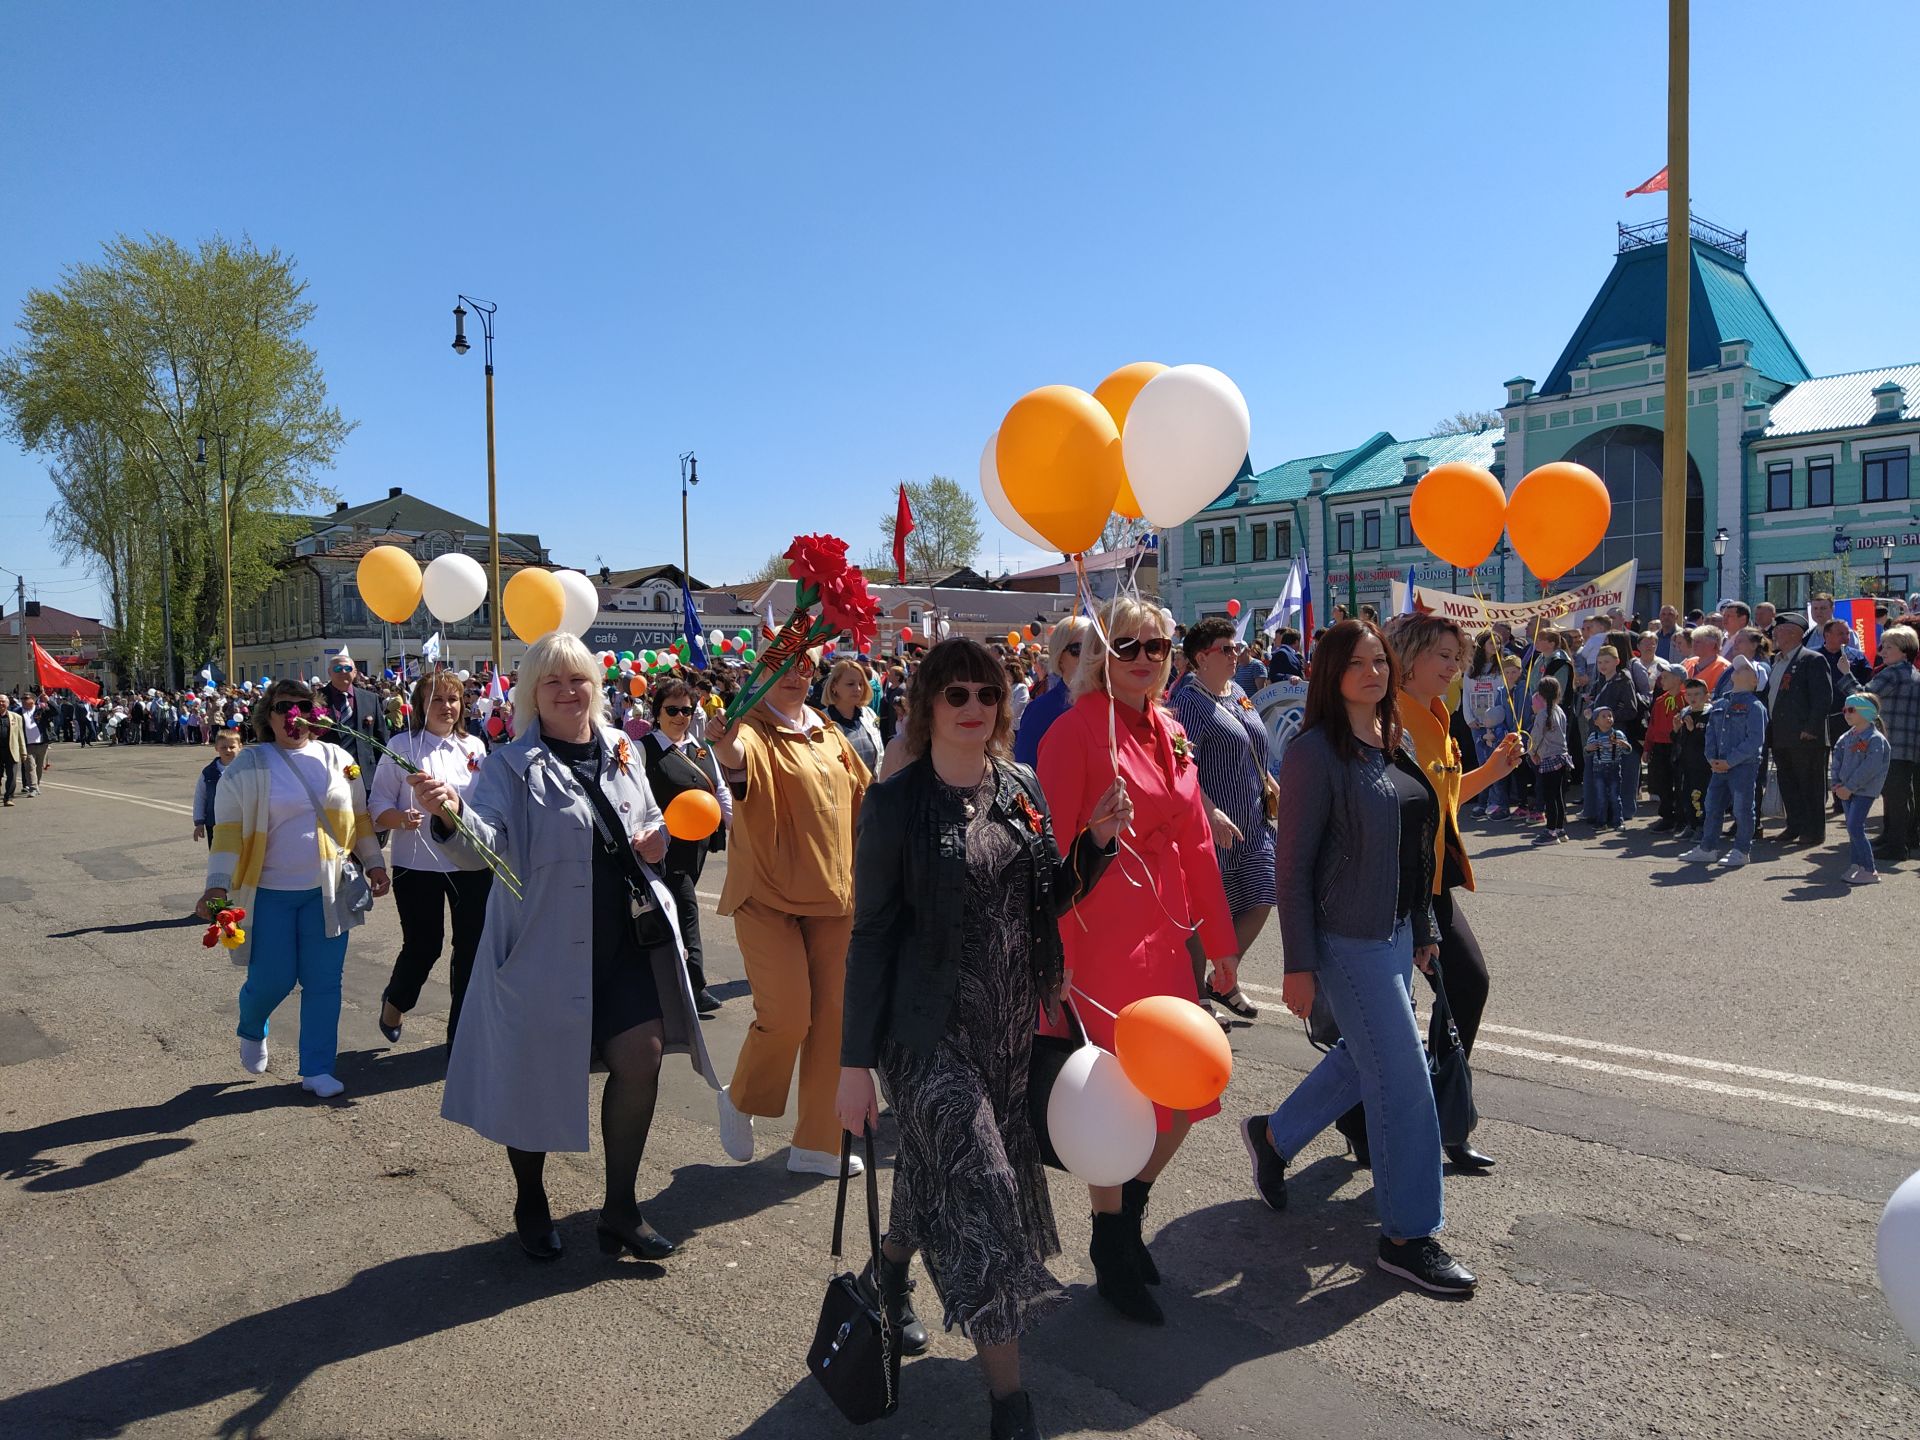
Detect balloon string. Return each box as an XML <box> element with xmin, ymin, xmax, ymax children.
<box><xmin>1068</xmin><ymin>983</ymin><xmax>1120</xmax><ymax>1021</ymax></box>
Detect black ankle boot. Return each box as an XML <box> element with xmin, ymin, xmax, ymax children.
<box><xmin>1089</xmin><ymin>1212</ymin><xmax>1163</xmax><ymax>1325</ymax></box>
<box><xmin>863</xmin><ymin>1252</ymin><xmax>930</xmax><ymax>1355</ymax></box>
<box><xmin>989</xmin><ymin>1388</ymin><xmax>1043</xmax><ymax>1439</ymax></box>
<box><xmin>1119</xmin><ymin>1178</ymin><xmax>1160</xmax><ymax>1285</ymax></box>
<box><xmin>1333</xmin><ymin>1106</ymin><xmax>1371</xmax><ymax>1168</ymax></box>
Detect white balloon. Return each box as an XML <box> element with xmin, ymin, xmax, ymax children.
<box><xmin>708</xmin><ymin>628</ymin><xmax>724</xmax><ymax>648</ymax></box>
<box><xmin>1045</xmin><ymin>1044</ymin><xmax>1157</xmax><ymax>1187</ymax></box>
<box><xmin>1879</xmin><ymin>1168</ymin><xmax>1920</xmax><ymax>1342</ymax></box>
<box><xmin>1121</xmin><ymin>364</ymin><xmax>1252</xmax><ymax>530</ymax></box>
<box><xmin>456</xmin><ymin>669</ymin><xmax>471</xmax><ymax>681</ymax></box>
<box><xmin>979</xmin><ymin>430</ymin><xmax>1055</xmax><ymax>553</ymax></box>
<box><xmin>554</xmin><ymin>569</ymin><xmax>600</xmax><ymax>636</ymax></box>
<box><xmin>422</xmin><ymin>552</ymin><xmax>489</xmax><ymax>622</ymax></box>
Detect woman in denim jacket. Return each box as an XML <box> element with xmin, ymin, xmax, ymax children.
<box><xmin>1239</xmin><ymin>619</ymin><xmax>1476</xmax><ymax>1296</ymax></box>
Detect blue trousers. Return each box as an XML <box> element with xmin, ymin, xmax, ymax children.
<box><xmin>236</xmin><ymin>887</ymin><xmax>347</xmax><ymax>1078</ymax></box>
<box><xmin>1702</xmin><ymin>761</ymin><xmax>1759</xmax><ymax>853</ymax></box>
<box><xmin>1473</xmin><ymin>730</ymin><xmax>1510</xmax><ymax>810</ymax></box>
<box><xmin>1845</xmin><ymin>792</ymin><xmax>1876</xmax><ymax>869</ymax></box>
<box><xmin>1268</xmin><ymin>920</ymin><xmax>1444</xmax><ymax>1241</ymax></box>
<box><xmin>1587</xmin><ymin>762</ymin><xmax>1623</xmax><ymax>825</ymax></box>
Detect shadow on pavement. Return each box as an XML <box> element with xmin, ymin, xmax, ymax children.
<box><xmin>46</xmin><ymin>915</ymin><xmax>205</xmax><ymax>939</ymax></box>
<box><xmin>0</xmin><ymin>1045</ymin><xmax>449</xmax><ymax>1189</ymax></box>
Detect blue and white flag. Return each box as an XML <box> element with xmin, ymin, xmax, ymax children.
<box><xmin>681</xmin><ymin>582</ymin><xmax>710</xmax><ymax>671</ymax></box>
<box><xmin>1397</xmin><ymin>563</ymin><xmax>1418</xmax><ymax>616</ymax></box>
<box><xmin>422</xmin><ymin>631</ymin><xmax>442</xmax><ymax>665</ymax></box>
<box><xmin>1265</xmin><ymin>552</ymin><xmax>1311</xmax><ymax>635</ymax></box>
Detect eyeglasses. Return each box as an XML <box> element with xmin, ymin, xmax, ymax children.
<box><xmin>660</xmin><ymin>704</ymin><xmax>696</xmax><ymax>718</ymax></box>
<box><xmin>1108</xmin><ymin>635</ymin><xmax>1172</xmax><ymax>662</ymax></box>
<box><xmin>941</xmin><ymin>683</ymin><xmax>1003</xmax><ymax>709</ymax></box>
<box><xmin>1061</xmin><ymin>642</ymin><xmax>1082</xmax><ymax>657</ymax></box>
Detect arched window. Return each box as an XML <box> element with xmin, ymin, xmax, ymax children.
<box><xmin>1559</xmin><ymin>424</ymin><xmax>1705</xmax><ymax>616</ymax></box>
<box><xmin>653</xmin><ymin>591</ymin><xmax>670</xmax><ymax>613</ymax></box>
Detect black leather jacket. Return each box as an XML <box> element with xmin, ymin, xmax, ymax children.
<box><xmin>840</xmin><ymin>754</ymin><xmax>1115</xmax><ymax>1068</ymax></box>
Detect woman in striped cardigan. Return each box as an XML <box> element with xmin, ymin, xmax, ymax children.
<box><xmin>198</xmin><ymin>678</ymin><xmax>390</xmax><ymax>1098</ymax></box>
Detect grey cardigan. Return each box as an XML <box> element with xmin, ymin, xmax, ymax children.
<box><xmin>1271</xmin><ymin>726</ymin><xmax>1439</xmax><ymax>974</ymax></box>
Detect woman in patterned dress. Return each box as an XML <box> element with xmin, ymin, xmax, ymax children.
<box><xmin>838</xmin><ymin>639</ymin><xmax>1128</xmax><ymax>1440</ymax></box>
<box><xmin>1169</xmin><ymin>615</ymin><xmax>1277</xmax><ymax>1019</ymax></box>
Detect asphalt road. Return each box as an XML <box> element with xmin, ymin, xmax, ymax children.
<box><xmin>1</xmin><ymin>741</ymin><xmax>1917</xmax><ymax>1439</ymax></box>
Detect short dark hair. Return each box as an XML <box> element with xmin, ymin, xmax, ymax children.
<box><xmin>251</xmin><ymin>679</ymin><xmax>314</xmax><ymax>743</ymax></box>
<box><xmin>902</xmin><ymin>638</ymin><xmax>1013</xmax><ymax>762</ymax></box>
<box><xmin>1183</xmin><ymin>616</ymin><xmax>1237</xmax><ymax>661</ymax></box>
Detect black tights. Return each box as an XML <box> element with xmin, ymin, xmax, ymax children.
<box><xmin>506</xmin><ymin>1020</ymin><xmax>665</xmax><ymax>1221</ymax></box>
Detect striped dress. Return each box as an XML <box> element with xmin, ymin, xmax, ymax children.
<box><xmin>1169</xmin><ymin>674</ymin><xmax>1277</xmax><ymax>914</ymax></box>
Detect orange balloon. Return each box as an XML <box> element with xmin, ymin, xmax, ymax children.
<box><xmin>1112</xmin><ymin>994</ymin><xmax>1234</xmax><ymax>1111</ymax></box>
<box><xmin>628</xmin><ymin>676</ymin><xmax>647</xmax><ymax>697</ymax></box>
<box><xmin>665</xmin><ymin>788</ymin><xmax>722</xmax><ymax>842</ymax></box>
<box><xmin>356</xmin><ymin>545</ymin><xmax>423</xmax><ymax>624</ymax></box>
<box><xmin>1410</xmin><ymin>463</ymin><xmax>1508</xmax><ymax>570</ymax></box>
<box><xmin>996</xmin><ymin>385</ymin><xmax>1123</xmax><ymax>555</ymax></box>
<box><xmin>1092</xmin><ymin>361</ymin><xmax>1167</xmax><ymax>520</ymax></box>
<box><xmin>1506</xmin><ymin>461</ymin><xmax>1612</xmax><ymax>583</ymax></box>
<box><xmin>502</xmin><ymin>568</ymin><xmax>565</xmax><ymax>644</ymax></box>
<box><xmin>1006</xmin><ymin>630</ymin><xmax>1022</xmax><ymax>647</ymax></box>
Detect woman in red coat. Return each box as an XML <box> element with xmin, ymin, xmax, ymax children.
<box><xmin>1037</xmin><ymin>595</ymin><xmax>1238</xmax><ymax>1328</ymax></box>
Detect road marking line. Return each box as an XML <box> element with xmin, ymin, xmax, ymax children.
<box><xmin>42</xmin><ymin>782</ymin><xmax>194</xmax><ymax>817</ymax></box>
<box><xmin>1236</xmin><ymin>979</ymin><xmax>1920</xmax><ymax>1107</ymax></box>
<box><xmin>1475</xmin><ymin>1041</ymin><xmax>1920</xmax><ymax>1129</ymax></box>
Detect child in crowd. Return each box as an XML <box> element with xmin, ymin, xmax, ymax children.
<box><xmin>1830</xmin><ymin>693</ymin><xmax>1893</xmax><ymax>886</ymax></box>
<box><xmin>1682</xmin><ymin>655</ymin><xmax>1767</xmax><ymax>870</ymax></box>
<box><xmin>1672</xmin><ymin>677</ymin><xmax>1713</xmax><ymax>841</ymax></box>
<box><xmin>1583</xmin><ymin>705</ymin><xmax>1633</xmax><ymax>830</ymax></box>
<box><xmin>1464</xmin><ymin>655</ymin><xmax>1513</xmax><ymax>820</ymax></box>
<box><xmin>1645</xmin><ymin>665</ymin><xmax>1688</xmax><ymax>830</ymax></box>
<box><xmin>1503</xmin><ymin>656</ymin><xmax>1539</xmax><ymax>819</ymax></box>
<box><xmin>191</xmin><ymin>723</ymin><xmax>242</xmax><ymax>849</ymax></box>
<box><xmin>1530</xmin><ymin>675</ymin><xmax>1571</xmax><ymax>842</ymax></box>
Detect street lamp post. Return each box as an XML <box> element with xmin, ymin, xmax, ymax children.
<box><xmin>196</xmin><ymin>431</ymin><xmax>234</xmax><ymax>686</ymax></box>
<box><xmin>679</xmin><ymin>452</ymin><xmax>699</xmax><ymax>595</ymax></box>
<box><xmin>1713</xmin><ymin>527</ymin><xmax>1728</xmax><ymax>607</ymax></box>
<box><xmin>451</xmin><ymin>297</ymin><xmax>503</xmax><ymax>681</ymax></box>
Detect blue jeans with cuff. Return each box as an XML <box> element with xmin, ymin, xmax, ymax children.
<box><xmin>236</xmin><ymin>886</ymin><xmax>348</xmax><ymax>1078</ymax></box>
<box><xmin>1844</xmin><ymin>792</ymin><xmax>1876</xmax><ymax>870</ymax></box>
<box><xmin>1267</xmin><ymin>919</ymin><xmax>1444</xmax><ymax>1242</ymax></box>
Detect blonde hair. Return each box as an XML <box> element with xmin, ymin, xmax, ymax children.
<box><xmin>517</xmin><ymin>631</ymin><xmax>607</xmax><ymax>733</ymax></box>
<box><xmin>1882</xmin><ymin>624</ymin><xmax>1920</xmax><ymax>661</ymax></box>
<box><xmin>1049</xmin><ymin>615</ymin><xmax>1091</xmax><ymax>654</ymax></box>
<box><xmin>1072</xmin><ymin>595</ymin><xmax>1174</xmax><ymax>702</ymax></box>
<box><xmin>825</xmin><ymin>658</ymin><xmax>874</xmax><ymax>708</ymax></box>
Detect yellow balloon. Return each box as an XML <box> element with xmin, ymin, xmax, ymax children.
<box><xmin>503</xmin><ymin>568</ymin><xmax>566</xmax><ymax>643</ymax></box>
<box><xmin>995</xmin><ymin>385</ymin><xmax>1123</xmax><ymax>556</ymax></box>
<box><xmin>356</xmin><ymin>545</ymin><xmax>423</xmax><ymax>624</ymax></box>
<box><xmin>1092</xmin><ymin>361</ymin><xmax>1167</xmax><ymax>521</ymax></box>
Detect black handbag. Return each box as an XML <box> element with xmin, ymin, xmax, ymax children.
<box><xmin>807</xmin><ymin>1130</ymin><xmax>899</xmax><ymax>1426</ymax></box>
<box><xmin>1026</xmin><ymin>999</ymin><xmax>1088</xmax><ymax>1172</ymax></box>
<box><xmin>1426</xmin><ymin>957</ymin><xmax>1480</xmax><ymax>1146</ymax></box>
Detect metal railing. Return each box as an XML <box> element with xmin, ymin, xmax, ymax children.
<box><xmin>1617</xmin><ymin>213</ymin><xmax>1747</xmax><ymax>261</ymax></box>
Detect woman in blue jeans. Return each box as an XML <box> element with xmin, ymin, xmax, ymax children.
<box><xmin>1239</xmin><ymin>619</ymin><xmax>1476</xmax><ymax>1296</ymax></box>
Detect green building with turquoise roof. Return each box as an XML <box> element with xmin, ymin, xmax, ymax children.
<box><xmin>1164</xmin><ymin>215</ymin><xmax>1917</xmax><ymax>624</ymax></box>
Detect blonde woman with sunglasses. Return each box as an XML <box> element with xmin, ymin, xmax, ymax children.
<box><xmin>1035</xmin><ymin>596</ymin><xmax>1238</xmax><ymax>1328</ymax></box>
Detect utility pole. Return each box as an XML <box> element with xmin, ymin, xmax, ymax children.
<box><xmin>1660</xmin><ymin>0</ymin><xmax>1690</xmax><ymax>613</ymax></box>
<box><xmin>14</xmin><ymin>574</ymin><xmax>26</xmax><ymax>690</ymax></box>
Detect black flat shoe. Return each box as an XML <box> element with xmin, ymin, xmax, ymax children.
<box><xmin>597</xmin><ymin>1211</ymin><xmax>676</xmax><ymax>1261</ymax></box>
<box><xmin>1446</xmin><ymin>1143</ymin><xmax>1496</xmax><ymax>1172</ymax></box>
<box><xmin>1377</xmin><ymin>1236</ymin><xmax>1476</xmax><ymax>1296</ymax></box>
<box><xmin>693</xmin><ymin>987</ymin><xmax>721</xmax><ymax>1016</ymax></box>
<box><xmin>514</xmin><ymin>1200</ymin><xmax>562</xmax><ymax>1261</ymax></box>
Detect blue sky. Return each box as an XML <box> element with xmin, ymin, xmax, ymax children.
<box><xmin>3</xmin><ymin>2</ymin><xmax>1915</xmax><ymax>619</ymax></box>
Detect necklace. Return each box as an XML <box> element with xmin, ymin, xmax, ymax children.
<box><xmin>936</xmin><ymin>768</ymin><xmax>991</xmax><ymax>819</ymax></box>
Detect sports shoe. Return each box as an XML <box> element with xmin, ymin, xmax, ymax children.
<box><xmin>1842</xmin><ymin>864</ymin><xmax>1863</xmax><ymax>883</ymax></box>
<box><xmin>716</xmin><ymin>1088</ymin><xmax>756</xmax><ymax>1162</ymax></box>
<box><xmin>1678</xmin><ymin>845</ymin><xmax>1716</xmax><ymax>864</ymax></box>
<box><xmin>1240</xmin><ymin>1115</ymin><xmax>1288</xmax><ymax>1212</ymax></box>
<box><xmin>239</xmin><ymin>1037</ymin><xmax>269</xmax><ymax>1074</ymax></box>
<box><xmin>1849</xmin><ymin>867</ymin><xmax>1880</xmax><ymax>885</ymax></box>
<box><xmin>1483</xmin><ymin>806</ymin><xmax>1507</xmax><ymax>821</ymax></box>
<box><xmin>1718</xmin><ymin>849</ymin><xmax>1749</xmax><ymax>868</ymax></box>
<box><xmin>787</xmin><ymin>1145</ymin><xmax>860</xmax><ymax>1177</ymax></box>
<box><xmin>301</xmin><ymin>1073</ymin><xmax>345</xmax><ymax>1099</ymax></box>
<box><xmin>1377</xmin><ymin>1236</ymin><xmax>1476</xmax><ymax>1295</ymax></box>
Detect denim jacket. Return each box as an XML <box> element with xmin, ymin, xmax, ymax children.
<box><xmin>1705</xmin><ymin>692</ymin><xmax>1768</xmax><ymax>769</ymax></box>
<box><xmin>1829</xmin><ymin>726</ymin><xmax>1892</xmax><ymax>798</ymax></box>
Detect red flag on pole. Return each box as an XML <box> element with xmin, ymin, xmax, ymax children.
<box><xmin>30</xmin><ymin>638</ymin><xmax>101</xmax><ymax>700</ymax></box>
<box><xmin>1625</xmin><ymin>165</ymin><xmax>1669</xmax><ymax>198</ymax></box>
<box><xmin>893</xmin><ymin>483</ymin><xmax>915</xmax><ymax>584</ymax></box>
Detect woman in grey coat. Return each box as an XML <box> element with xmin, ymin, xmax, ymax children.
<box><xmin>410</xmin><ymin>632</ymin><xmax>720</xmax><ymax>1262</ymax></box>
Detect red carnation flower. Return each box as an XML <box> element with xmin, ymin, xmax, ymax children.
<box><xmin>818</xmin><ymin>568</ymin><xmax>880</xmax><ymax>644</ymax></box>
<box><xmin>785</xmin><ymin>533</ymin><xmax>851</xmax><ymax>592</ymax></box>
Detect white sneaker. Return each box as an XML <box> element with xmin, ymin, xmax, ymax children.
<box><xmin>1679</xmin><ymin>845</ymin><xmax>1716</xmax><ymax>864</ymax></box>
<box><xmin>239</xmin><ymin>1037</ymin><xmax>269</xmax><ymax>1074</ymax></box>
<box><xmin>787</xmin><ymin>1145</ymin><xmax>860</xmax><ymax>1177</ymax></box>
<box><xmin>301</xmin><ymin>1073</ymin><xmax>345</xmax><ymax>1099</ymax></box>
<box><xmin>1718</xmin><ymin>850</ymin><xmax>1749</xmax><ymax>869</ymax></box>
<box><xmin>716</xmin><ymin>1088</ymin><xmax>755</xmax><ymax>1162</ymax></box>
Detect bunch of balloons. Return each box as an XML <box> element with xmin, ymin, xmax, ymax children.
<box><xmin>982</xmin><ymin>362</ymin><xmax>1250</xmax><ymax>556</ymax></box>
<box><xmin>1409</xmin><ymin>460</ymin><xmax>1611</xmax><ymax>587</ymax></box>
<box><xmin>356</xmin><ymin>546</ymin><xmax>604</xmax><ymax>645</ymax></box>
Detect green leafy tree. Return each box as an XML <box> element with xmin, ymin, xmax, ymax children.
<box><xmin>0</xmin><ymin>233</ymin><xmax>354</xmax><ymax>682</ymax></box>
<box><xmin>876</xmin><ymin>476</ymin><xmax>983</xmax><ymax>580</ymax></box>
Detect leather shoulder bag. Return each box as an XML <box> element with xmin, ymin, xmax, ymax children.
<box><xmin>806</xmin><ymin>1130</ymin><xmax>899</xmax><ymax>1425</ymax></box>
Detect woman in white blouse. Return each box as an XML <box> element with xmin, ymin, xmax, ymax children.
<box><xmin>371</xmin><ymin>670</ymin><xmax>493</xmax><ymax>1045</ymax></box>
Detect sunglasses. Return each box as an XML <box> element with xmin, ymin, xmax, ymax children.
<box><xmin>941</xmin><ymin>683</ymin><xmax>1003</xmax><ymax>709</ymax></box>
<box><xmin>1108</xmin><ymin>635</ymin><xmax>1172</xmax><ymax>662</ymax></box>
<box><xmin>660</xmin><ymin>704</ymin><xmax>696</xmax><ymax>718</ymax></box>
<box><xmin>1061</xmin><ymin>642</ymin><xmax>1082</xmax><ymax>658</ymax></box>
<box><xmin>270</xmin><ymin>701</ymin><xmax>310</xmax><ymax>717</ymax></box>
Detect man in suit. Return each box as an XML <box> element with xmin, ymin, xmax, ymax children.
<box><xmin>316</xmin><ymin>649</ymin><xmax>390</xmax><ymax>774</ymax></box>
<box><xmin>1763</xmin><ymin>613</ymin><xmax>1833</xmax><ymax>846</ymax></box>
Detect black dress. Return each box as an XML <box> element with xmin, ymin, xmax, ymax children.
<box><xmin>548</xmin><ymin>734</ymin><xmax>663</xmax><ymax>1047</ymax></box>
<box><xmin>879</xmin><ymin>773</ymin><xmax>1063</xmax><ymax>1348</ymax></box>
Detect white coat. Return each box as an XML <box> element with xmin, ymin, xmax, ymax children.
<box><xmin>438</xmin><ymin>720</ymin><xmax>720</xmax><ymax>1152</ymax></box>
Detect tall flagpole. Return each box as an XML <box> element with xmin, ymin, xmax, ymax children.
<box><xmin>1660</xmin><ymin>0</ymin><xmax>1690</xmax><ymax>612</ymax></box>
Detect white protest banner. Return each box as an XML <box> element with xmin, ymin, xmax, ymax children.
<box><xmin>1388</xmin><ymin>560</ymin><xmax>1638</xmax><ymax>631</ymax></box>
